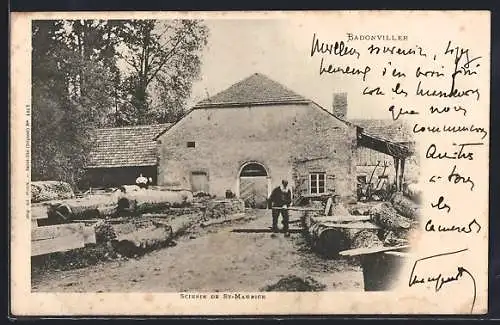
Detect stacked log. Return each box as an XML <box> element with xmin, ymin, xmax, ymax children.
<box><xmin>390</xmin><ymin>192</ymin><xmax>420</xmax><ymax>220</ymax></box>
<box><xmin>117</xmin><ymin>190</ymin><xmax>194</xmax><ymax>215</ymax></box>
<box><xmin>47</xmin><ymin>193</ymin><xmax>120</xmax><ymax>223</ymax></box>
<box><xmin>405</xmin><ymin>183</ymin><xmax>422</xmax><ymax>203</ymax></box>
<box><xmin>369</xmin><ymin>202</ymin><xmax>412</xmax><ymax>230</ymax></box>
<box><xmin>111</xmin><ymin>222</ymin><xmax>174</xmax><ymax>257</ymax></box>
<box><xmin>308</xmin><ymin>214</ymin><xmax>381</xmax><ymax>258</ymax></box>
<box><xmin>31</xmin><ymin>181</ymin><xmax>75</xmax><ymax>203</ymax></box>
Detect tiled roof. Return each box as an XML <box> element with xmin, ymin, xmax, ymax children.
<box><xmin>86</xmin><ymin>124</ymin><xmax>171</xmax><ymax>168</ymax></box>
<box><xmin>350</xmin><ymin>119</ymin><xmax>414</xmax><ymax>143</ymax></box>
<box><xmin>194</xmin><ymin>73</ymin><xmax>310</xmax><ymax>108</ymax></box>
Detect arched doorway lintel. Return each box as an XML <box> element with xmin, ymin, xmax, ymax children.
<box><xmin>236</xmin><ymin>161</ymin><xmax>272</xmax><ymax>208</ymax></box>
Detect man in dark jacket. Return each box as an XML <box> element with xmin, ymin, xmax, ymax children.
<box><xmin>268</xmin><ymin>179</ymin><xmax>292</xmax><ymax>236</ymax></box>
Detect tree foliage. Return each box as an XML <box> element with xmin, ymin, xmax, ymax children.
<box><xmin>31</xmin><ymin>19</ymin><xmax>209</xmax><ymax>187</ymax></box>
<box><xmin>116</xmin><ymin>19</ymin><xmax>208</xmax><ymax>124</ymax></box>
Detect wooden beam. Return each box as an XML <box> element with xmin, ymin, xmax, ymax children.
<box><xmin>31</xmin><ymin>223</ymin><xmax>96</xmax><ymax>256</ymax></box>
<box><xmin>311</xmin><ymin>215</ymin><xmax>372</xmax><ymax>223</ymax></box>
<box><xmin>316</xmin><ymin>222</ymin><xmax>380</xmax><ymax>229</ymax></box>
<box><xmin>339</xmin><ymin>245</ymin><xmax>410</xmax><ymax>257</ymax></box>
<box><xmin>231</xmin><ymin>228</ymin><xmax>302</xmax><ymax>233</ymax></box>
<box><xmin>393</xmin><ymin>157</ymin><xmax>400</xmax><ymax>189</ymax></box>
<box><xmin>399</xmin><ymin>158</ymin><xmax>406</xmax><ymax>191</ymax></box>
<box><xmin>272</xmin><ymin>207</ymin><xmax>323</xmax><ymax>211</ymax></box>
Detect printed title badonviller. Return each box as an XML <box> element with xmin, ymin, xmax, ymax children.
<box><xmin>346</xmin><ymin>33</ymin><xmax>408</xmax><ymax>42</ymax></box>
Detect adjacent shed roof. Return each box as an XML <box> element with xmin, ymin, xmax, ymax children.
<box><xmin>86</xmin><ymin>124</ymin><xmax>171</xmax><ymax>168</ymax></box>
<box><xmin>350</xmin><ymin>119</ymin><xmax>413</xmax><ymax>143</ymax></box>
<box><xmin>194</xmin><ymin>73</ymin><xmax>310</xmax><ymax>108</ymax></box>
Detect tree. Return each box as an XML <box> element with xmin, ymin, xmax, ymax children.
<box><xmin>117</xmin><ymin>19</ymin><xmax>208</xmax><ymax>124</ymax></box>
<box><xmin>31</xmin><ymin>20</ymin><xmax>122</xmax><ymax>187</ymax></box>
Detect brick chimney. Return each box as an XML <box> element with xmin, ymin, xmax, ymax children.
<box><xmin>332</xmin><ymin>92</ymin><xmax>348</xmax><ymax>119</ymax></box>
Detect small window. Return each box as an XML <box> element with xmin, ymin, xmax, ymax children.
<box><xmin>187</xmin><ymin>141</ymin><xmax>195</xmax><ymax>148</ymax></box>
<box><xmin>309</xmin><ymin>172</ymin><xmax>326</xmax><ymax>194</ymax></box>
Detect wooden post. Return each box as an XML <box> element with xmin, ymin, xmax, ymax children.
<box><xmin>399</xmin><ymin>158</ymin><xmax>406</xmax><ymax>192</ymax></box>
<box><xmin>393</xmin><ymin>157</ymin><xmax>400</xmax><ymax>190</ymax></box>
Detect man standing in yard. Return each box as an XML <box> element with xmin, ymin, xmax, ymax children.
<box><xmin>135</xmin><ymin>173</ymin><xmax>148</xmax><ymax>189</ymax></box>
<box><xmin>268</xmin><ymin>179</ymin><xmax>292</xmax><ymax>237</ymax></box>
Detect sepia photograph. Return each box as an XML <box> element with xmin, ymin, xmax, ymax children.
<box><xmin>10</xmin><ymin>11</ymin><xmax>489</xmax><ymax>315</ymax></box>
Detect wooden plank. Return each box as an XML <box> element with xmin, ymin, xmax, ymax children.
<box><xmin>31</xmin><ymin>204</ymin><xmax>50</xmax><ymax>220</ymax></box>
<box><xmin>82</xmin><ymin>226</ymin><xmax>97</xmax><ymax>245</ymax></box>
<box><xmin>311</xmin><ymin>215</ymin><xmax>372</xmax><ymax>223</ymax></box>
<box><xmin>231</xmin><ymin>228</ymin><xmax>302</xmax><ymax>233</ymax></box>
<box><xmin>31</xmin><ymin>233</ymin><xmax>85</xmax><ymax>256</ymax></box>
<box><xmin>31</xmin><ymin>223</ymin><xmax>85</xmax><ymax>241</ymax></box>
<box><xmin>318</xmin><ymin>222</ymin><xmax>380</xmax><ymax>229</ymax></box>
<box><xmin>384</xmin><ymin>251</ymin><xmax>411</xmax><ymax>258</ymax></box>
<box><xmin>339</xmin><ymin>245</ymin><xmax>410</xmax><ymax>257</ymax></box>
<box><xmin>272</xmin><ymin>207</ymin><xmax>323</xmax><ymax>212</ymax></box>
<box><xmin>324</xmin><ymin>197</ymin><xmax>333</xmax><ymax>216</ymax></box>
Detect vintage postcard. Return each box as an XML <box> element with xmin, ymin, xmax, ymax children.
<box><xmin>10</xmin><ymin>11</ymin><xmax>490</xmax><ymax>315</ymax></box>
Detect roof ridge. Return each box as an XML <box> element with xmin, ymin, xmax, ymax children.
<box><xmin>95</xmin><ymin>123</ymin><xmax>171</xmax><ymax>131</ymax></box>
<box><xmin>194</xmin><ymin>73</ymin><xmax>309</xmax><ymax>108</ymax></box>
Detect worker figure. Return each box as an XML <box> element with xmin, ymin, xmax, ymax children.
<box><xmin>268</xmin><ymin>179</ymin><xmax>292</xmax><ymax>237</ymax></box>
<box><xmin>135</xmin><ymin>173</ymin><xmax>148</xmax><ymax>189</ymax></box>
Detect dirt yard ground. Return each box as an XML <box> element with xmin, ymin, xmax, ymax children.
<box><xmin>32</xmin><ymin>209</ymin><xmax>364</xmax><ymax>292</ymax></box>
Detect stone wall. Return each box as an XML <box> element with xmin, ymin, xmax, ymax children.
<box><xmin>157</xmin><ymin>103</ymin><xmax>358</xmax><ymax>201</ymax></box>
<box><xmin>204</xmin><ymin>198</ymin><xmax>246</xmax><ymax>220</ymax></box>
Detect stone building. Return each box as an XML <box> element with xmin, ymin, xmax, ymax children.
<box><xmin>155</xmin><ymin>73</ymin><xmax>359</xmax><ymax>207</ymax></box>
<box><xmin>85</xmin><ymin>73</ymin><xmax>415</xmax><ymax>207</ymax></box>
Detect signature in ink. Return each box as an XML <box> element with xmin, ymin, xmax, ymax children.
<box><xmin>408</xmin><ymin>248</ymin><xmax>477</xmax><ymax>313</ymax></box>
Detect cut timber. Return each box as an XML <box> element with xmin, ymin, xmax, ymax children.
<box><xmin>312</xmin><ymin>215</ymin><xmax>372</xmax><ymax>223</ymax></box>
<box><xmin>31</xmin><ymin>181</ymin><xmax>75</xmax><ymax>203</ymax></box>
<box><xmin>370</xmin><ymin>202</ymin><xmax>411</xmax><ymax>230</ymax></box>
<box><xmin>350</xmin><ymin>230</ymin><xmax>384</xmax><ymax>249</ymax></box>
<box><xmin>31</xmin><ymin>203</ymin><xmax>50</xmax><ymax>220</ymax></box>
<box><xmin>324</xmin><ymin>197</ymin><xmax>333</xmax><ymax>216</ymax></box>
<box><xmin>118</xmin><ymin>190</ymin><xmax>194</xmax><ymax>214</ymax></box>
<box><xmin>390</xmin><ymin>192</ymin><xmax>420</xmax><ymax>220</ymax></box>
<box><xmin>231</xmin><ymin>228</ymin><xmax>302</xmax><ymax>233</ymax></box>
<box><xmin>168</xmin><ymin>216</ymin><xmax>196</xmax><ymax>237</ymax></box>
<box><xmin>201</xmin><ymin>213</ymin><xmax>246</xmax><ymax>227</ymax></box>
<box><xmin>338</xmin><ymin>245</ymin><xmax>410</xmax><ymax>257</ymax></box>
<box><xmin>318</xmin><ymin>222</ymin><xmax>380</xmax><ymax>229</ymax></box>
<box><xmin>308</xmin><ymin>215</ymin><xmax>381</xmax><ymax>258</ymax></box>
<box><xmin>112</xmin><ymin>224</ymin><xmax>173</xmax><ymax>257</ymax></box>
<box><xmin>309</xmin><ymin>223</ymin><xmax>350</xmax><ymax>257</ymax></box>
<box><xmin>31</xmin><ymin>223</ymin><xmax>90</xmax><ymax>256</ymax></box>
<box><xmin>272</xmin><ymin>207</ymin><xmax>323</xmax><ymax>212</ymax></box>
<box><xmin>48</xmin><ymin>194</ymin><xmax>120</xmax><ymax>222</ymax></box>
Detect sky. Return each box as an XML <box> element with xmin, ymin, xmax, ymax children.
<box><xmin>182</xmin><ymin>13</ymin><xmax>485</xmax><ymax>121</ymax></box>
<box><xmin>186</xmin><ymin>19</ymin><xmax>365</xmax><ymax>118</ymax></box>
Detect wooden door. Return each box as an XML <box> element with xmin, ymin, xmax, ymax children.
<box><xmin>239</xmin><ymin>176</ymin><xmax>268</xmax><ymax>208</ymax></box>
<box><xmin>191</xmin><ymin>172</ymin><xmax>209</xmax><ymax>193</ymax></box>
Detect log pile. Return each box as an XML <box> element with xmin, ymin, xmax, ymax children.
<box><xmin>306</xmin><ymin>192</ymin><xmax>420</xmax><ymax>259</ymax></box>
<box><xmin>308</xmin><ymin>215</ymin><xmax>382</xmax><ymax>258</ymax></box>
<box><xmin>111</xmin><ymin>222</ymin><xmax>174</xmax><ymax>257</ymax></box>
<box><xmin>31</xmin><ymin>181</ymin><xmax>75</xmax><ymax>203</ymax></box>
<box><xmin>47</xmin><ymin>193</ymin><xmax>120</xmax><ymax>223</ymax></box>
<box><xmin>44</xmin><ymin>189</ymin><xmax>194</xmax><ymax>223</ymax></box>
<box><xmin>116</xmin><ymin>190</ymin><xmax>194</xmax><ymax>215</ymax></box>
<box><xmin>390</xmin><ymin>192</ymin><xmax>420</xmax><ymax>220</ymax></box>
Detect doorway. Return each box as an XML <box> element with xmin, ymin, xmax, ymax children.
<box><xmin>190</xmin><ymin>171</ymin><xmax>209</xmax><ymax>193</ymax></box>
<box><xmin>238</xmin><ymin>162</ymin><xmax>270</xmax><ymax>209</ymax></box>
